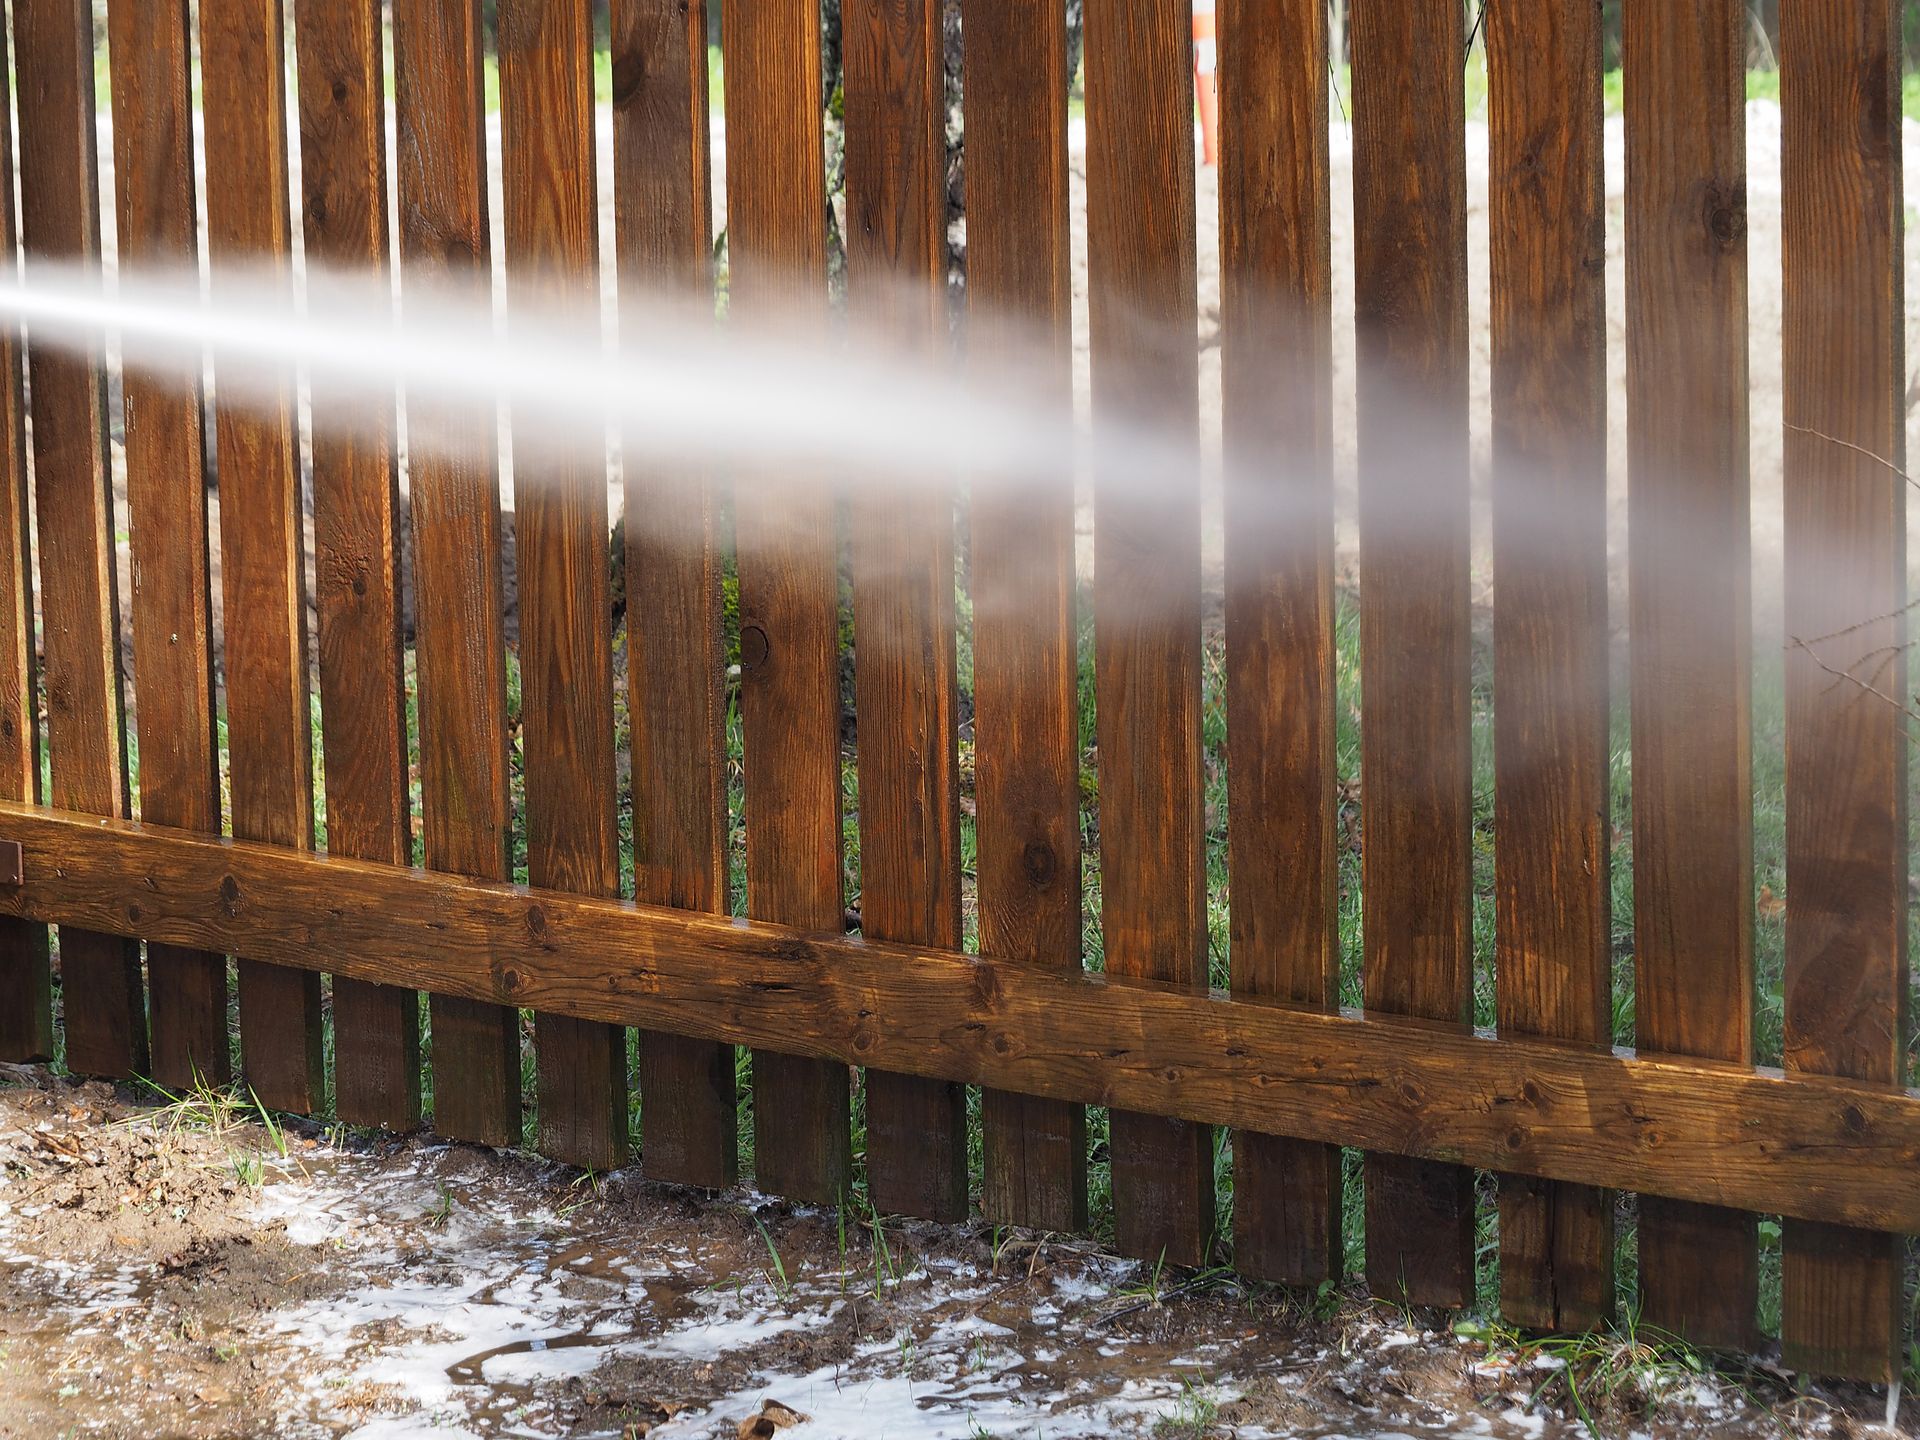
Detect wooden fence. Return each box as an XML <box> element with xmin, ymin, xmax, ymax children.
<box><xmin>0</xmin><ymin>0</ymin><xmax>1913</xmax><ymax>1388</ymax></box>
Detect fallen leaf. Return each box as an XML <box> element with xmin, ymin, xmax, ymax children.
<box><xmin>1757</xmin><ymin>884</ymin><xmax>1786</xmax><ymax>921</ymax></box>
<box><xmin>737</xmin><ymin>1398</ymin><xmax>809</xmax><ymax>1438</ymax></box>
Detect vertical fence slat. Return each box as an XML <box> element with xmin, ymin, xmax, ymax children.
<box><xmin>964</xmin><ymin>0</ymin><xmax>1085</xmax><ymax>1234</ymax></box>
<box><xmin>843</xmin><ymin>0</ymin><xmax>968</xmax><ymax>1223</ymax></box>
<box><xmin>1779</xmin><ymin>0</ymin><xmax>1906</xmax><ymax>1384</ymax></box>
<box><xmin>1351</xmin><ymin>0</ymin><xmax>1474</xmax><ymax>1309</ymax></box>
<box><xmin>1084</xmin><ymin>0</ymin><xmax>1213</xmax><ymax>1266</ymax></box>
<box><xmin>611</xmin><ymin>0</ymin><xmax>736</xmax><ymax>1189</ymax></box>
<box><xmin>0</xmin><ymin>3</ymin><xmax>51</xmax><ymax>1066</ymax></box>
<box><xmin>1624</xmin><ymin>0</ymin><xmax>1756</xmax><ymax>1352</ymax></box>
<box><xmin>296</xmin><ymin>0</ymin><xmax>419</xmax><ymax>1129</ymax></box>
<box><xmin>1487</xmin><ymin>0</ymin><xmax>1613</xmax><ymax>1332</ymax></box>
<box><xmin>1218</xmin><ymin>0</ymin><xmax>1338</xmax><ymax>1287</ymax></box>
<box><xmin>721</xmin><ymin>0</ymin><xmax>852</xmax><ymax>1205</ymax></box>
<box><xmin>15</xmin><ymin>0</ymin><xmax>146</xmax><ymax>1079</ymax></box>
<box><xmin>108</xmin><ymin>0</ymin><xmax>227</xmax><ymax>1091</ymax></box>
<box><xmin>499</xmin><ymin>0</ymin><xmax>627</xmax><ymax>1171</ymax></box>
<box><xmin>393</xmin><ymin>0</ymin><xmax>522</xmax><ymax>1147</ymax></box>
<box><xmin>201</xmin><ymin>0</ymin><xmax>323</xmax><ymax>1113</ymax></box>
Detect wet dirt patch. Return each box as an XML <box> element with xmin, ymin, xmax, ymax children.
<box><xmin>0</xmin><ymin>1066</ymin><xmax>1901</xmax><ymax>1438</ymax></box>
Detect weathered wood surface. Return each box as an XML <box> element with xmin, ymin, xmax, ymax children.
<box><xmin>1487</xmin><ymin>0</ymin><xmax>1613</xmax><ymax>1332</ymax></box>
<box><xmin>202</xmin><ymin>0</ymin><xmax>323</xmax><ymax>1113</ymax></box>
<box><xmin>393</xmin><ymin>0</ymin><xmax>522</xmax><ymax>1146</ymax></box>
<box><xmin>963</xmin><ymin>0</ymin><xmax>1085</xmax><ymax>1234</ymax></box>
<box><xmin>7</xmin><ymin>804</ymin><xmax>1920</xmax><ymax>1234</ymax></box>
<box><xmin>721</xmin><ymin>0</ymin><xmax>852</xmax><ymax>1204</ymax></box>
<box><xmin>1351</xmin><ymin>0</ymin><xmax>1474</xmax><ymax>1309</ymax></box>
<box><xmin>843</xmin><ymin>0</ymin><xmax>968</xmax><ymax>1222</ymax></box>
<box><xmin>611</xmin><ymin>0</ymin><xmax>736</xmax><ymax>1190</ymax></box>
<box><xmin>1624</xmin><ymin>0</ymin><xmax>1757</xmax><ymax>1353</ymax></box>
<box><xmin>1779</xmin><ymin>0</ymin><xmax>1907</xmax><ymax>1384</ymax></box>
<box><xmin>499</xmin><ymin>0</ymin><xmax>628</xmax><ymax>1171</ymax></box>
<box><xmin>108</xmin><ymin>0</ymin><xmax>226</xmax><ymax>1091</ymax></box>
<box><xmin>0</xmin><ymin>3</ymin><xmax>51</xmax><ymax>1065</ymax></box>
<box><xmin>297</xmin><ymin>0</ymin><xmax>419</xmax><ymax>1130</ymax></box>
<box><xmin>1217</xmin><ymin>0</ymin><xmax>1339</xmax><ymax>1287</ymax></box>
<box><xmin>1083</xmin><ymin>0</ymin><xmax>1214</xmax><ymax>1268</ymax></box>
<box><xmin>14</xmin><ymin>0</ymin><xmax>145</xmax><ymax>1079</ymax></box>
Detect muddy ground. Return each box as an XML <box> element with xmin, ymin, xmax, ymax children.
<box><xmin>0</xmin><ymin>1065</ymin><xmax>1905</xmax><ymax>1440</ymax></box>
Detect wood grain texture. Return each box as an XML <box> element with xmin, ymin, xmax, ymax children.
<box><xmin>721</xmin><ymin>0</ymin><xmax>852</xmax><ymax>1205</ymax></box>
<box><xmin>13</xmin><ymin>0</ymin><xmax>145</xmax><ymax>1079</ymax></box>
<box><xmin>1778</xmin><ymin>0</ymin><xmax>1906</xmax><ymax>1383</ymax></box>
<box><xmin>0</xmin><ymin>8</ymin><xmax>51</xmax><ymax>1066</ymax></box>
<box><xmin>9</xmin><ymin>804</ymin><xmax>1920</xmax><ymax>1239</ymax></box>
<box><xmin>842</xmin><ymin>0</ymin><xmax>967</xmax><ymax>1223</ymax></box>
<box><xmin>1623</xmin><ymin>0</ymin><xmax>1756</xmax><ymax>1353</ymax></box>
<box><xmin>962</xmin><ymin>0</ymin><xmax>1085</xmax><ymax>1235</ymax></box>
<box><xmin>297</xmin><ymin>0</ymin><xmax>419</xmax><ymax>1130</ymax></box>
<box><xmin>498</xmin><ymin>0</ymin><xmax>628</xmax><ymax>1171</ymax></box>
<box><xmin>1486</xmin><ymin>0</ymin><xmax>1613</xmax><ymax>1332</ymax></box>
<box><xmin>201</xmin><ymin>0</ymin><xmax>323</xmax><ymax>1113</ymax></box>
<box><xmin>108</xmin><ymin>0</ymin><xmax>225</xmax><ymax>1091</ymax></box>
<box><xmin>1350</xmin><ymin>0</ymin><xmax>1474</xmax><ymax>1309</ymax></box>
<box><xmin>1083</xmin><ymin>0</ymin><xmax>1213</xmax><ymax>1269</ymax></box>
<box><xmin>392</xmin><ymin>0</ymin><xmax>522</xmax><ymax>1146</ymax></box>
<box><xmin>1217</xmin><ymin>0</ymin><xmax>1339</xmax><ymax>1287</ymax></box>
<box><xmin>610</xmin><ymin>0</ymin><xmax>736</xmax><ymax>1189</ymax></box>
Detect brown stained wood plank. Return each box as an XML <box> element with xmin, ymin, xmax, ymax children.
<box><xmin>1083</xmin><ymin>0</ymin><xmax>1213</xmax><ymax>1270</ymax></box>
<box><xmin>610</xmin><ymin>0</ymin><xmax>736</xmax><ymax>1189</ymax></box>
<box><xmin>106</xmin><ymin>0</ymin><xmax>227</xmax><ymax>1090</ymax></box>
<box><xmin>1486</xmin><ymin>0</ymin><xmax>1613</xmax><ymax>1333</ymax></box>
<box><xmin>1350</xmin><ymin>0</ymin><xmax>1473</xmax><ymax>1309</ymax></box>
<box><xmin>392</xmin><ymin>0</ymin><xmax>521</xmax><ymax>1148</ymax></box>
<box><xmin>498</xmin><ymin>0</ymin><xmax>627</xmax><ymax>1171</ymax></box>
<box><xmin>13</xmin><ymin>0</ymin><xmax>145</xmax><ymax>1078</ymax></box>
<box><xmin>200</xmin><ymin>0</ymin><xmax>322</xmax><ymax>1113</ymax></box>
<box><xmin>1217</xmin><ymin>0</ymin><xmax>1339</xmax><ymax>1287</ymax></box>
<box><xmin>13</xmin><ymin>803</ymin><xmax>1920</xmax><ymax>1237</ymax></box>
<box><xmin>721</xmin><ymin>0</ymin><xmax>851</xmax><ymax>1205</ymax></box>
<box><xmin>1778</xmin><ymin>0</ymin><xmax>1906</xmax><ymax>1384</ymax></box>
<box><xmin>842</xmin><ymin>0</ymin><xmax>967</xmax><ymax>1224</ymax></box>
<box><xmin>1623</xmin><ymin>0</ymin><xmax>1756</xmax><ymax>1353</ymax></box>
<box><xmin>0</xmin><ymin>9</ymin><xmax>51</xmax><ymax>1066</ymax></box>
<box><xmin>962</xmin><ymin>0</ymin><xmax>1084</xmax><ymax>1234</ymax></box>
<box><xmin>296</xmin><ymin>0</ymin><xmax>419</xmax><ymax>1130</ymax></box>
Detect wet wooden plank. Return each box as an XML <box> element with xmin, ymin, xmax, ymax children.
<box><xmin>1217</xmin><ymin>0</ymin><xmax>1339</xmax><ymax>1287</ymax></box>
<box><xmin>0</xmin><ymin>6</ymin><xmax>51</xmax><ymax>1066</ymax></box>
<box><xmin>498</xmin><ymin>0</ymin><xmax>627</xmax><ymax>1171</ymax></box>
<box><xmin>720</xmin><ymin>0</ymin><xmax>851</xmax><ymax>1204</ymax></box>
<box><xmin>842</xmin><ymin>0</ymin><xmax>967</xmax><ymax>1223</ymax></box>
<box><xmin>1486</xmin><ymin>0</ymin><xmax>1613</xmax><ymax>1332</ymax></box>
<box><xmin>609</xmin><ymin>0</ymin><xmax>736</xmax><ymax>1189</ymax></box>
<box><xmin>13</xmin><ymin>0</ymin><xmax>145</xmax><ymax>1078</ymax></box>
<box><xmin>200</xmin><ymin>0</ymin><xmax>323</xmax><ymax>1112</ymax></box>
<box><xmin>296</xmin><ymin>0</ymin><xmax>419</xmax><ymax>1130</ymax></box>
<box><xmin>1778</xmin><ymin>0</ymin><xmax>1906</xmax><ymax>1384</ymax></box>
<box><xmin>392</xmin><ymin>0</ymin><xmax>522</xmax><ymax>1146</ymax></box>
<box><xmin>1351</xmin><ymin>0</ymin><xmax>1474</xmax><ymax>1308</ymax></box>
<box><xmin>963</xmin><ymin>0</ymin><xmax>1085</xmax><ymax>1234</ymax></box>
<box><xmin>1623</xmin><ymin>0</ymin><xmax>1757</xmax><ymax>1353</ymax></box>
<box><xmin>13</xmin><ymin>804</ymin><xmax>1920</xmax><ymax>1236</ymax></box>
<box><xmin>107</xmin><ymin>0</ymin><xmax>226</xmax><ymax>1091</ymax></box>
<box><xmin>1083</xmin><ymin>0</ymin><xmax>1213</xmax><ymax>1266</ymax></box>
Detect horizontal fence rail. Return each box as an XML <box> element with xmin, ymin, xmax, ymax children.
<box><xmin>4</xmin><ymin>802</ymin><xmax>1920</xmax><ymax>1236</ymax></box>
<box><xmin>0</xmin><ymin>0</ymin><xmax>1913</xmax><ymax>1392</ymax></box>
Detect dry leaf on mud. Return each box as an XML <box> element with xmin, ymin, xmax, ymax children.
<box><xmin>737</xmin><ymin>1398</ymin><xmax>809</xmax><ymax>1438</ymax></box>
